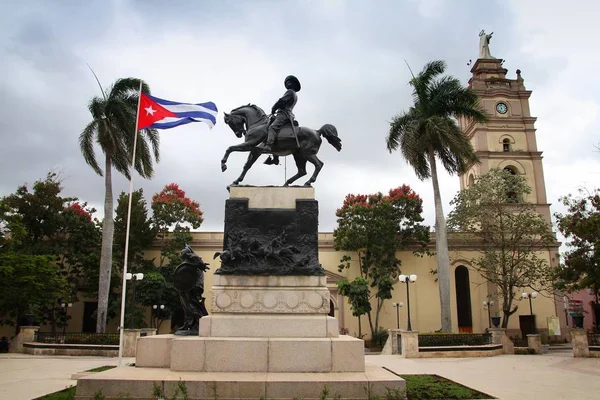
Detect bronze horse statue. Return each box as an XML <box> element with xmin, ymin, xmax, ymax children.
<box><xmin>221</xmin><ymin>104</ymin><xmax>342</xmax><ymax>187</ymax></box>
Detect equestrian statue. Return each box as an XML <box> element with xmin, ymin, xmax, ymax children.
<box><xmin>221</xmin><ymin>75</ymin><xmax>342</xmax><ymax>187</ymax></box>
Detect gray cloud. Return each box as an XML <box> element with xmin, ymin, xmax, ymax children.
<box><xmin>1</xmin><ymin>0</ymin><xmax>598</xmax><ymax>240</ymax></box>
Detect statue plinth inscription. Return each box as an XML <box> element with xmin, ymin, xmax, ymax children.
<box><xmin>214</xmin><ymin>186</ymin><xmax>325</xmax><ymax>276</ymax></box>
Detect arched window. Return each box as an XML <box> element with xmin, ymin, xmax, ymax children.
<box><xmin>468</xmin><ymin>174</ymin><xmax>475</xmax><ymax>187</ymax></box>
<box><xmin>503</xmin><ymin>167</ymin><xmax>518</xmax><ymax>202</ymax></box>
<box><xmin>503</xmin><ymin>139</ymin><xmax>511</xmax><ymax>152</ymax></box>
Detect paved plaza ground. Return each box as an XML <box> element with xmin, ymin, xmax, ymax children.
<box><xmin>1</xmin><ymin>349</ymin><xmax>599</xmax><ymax>400</ymax></box>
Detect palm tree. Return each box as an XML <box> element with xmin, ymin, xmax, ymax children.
<box><xmin>386</xmin><ymin>60</ymin><xmax>488</xmax><ymax>332</ymax></box>
<box><xmin>80</xmin><ymin>77</ymin><xmax>159</xmax><ymax>333</ymax></box>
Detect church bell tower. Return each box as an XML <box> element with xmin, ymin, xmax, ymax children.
<box><xmin>458</xmin><ymin>34</ymin><xmax>552</xmax><ymax>223</ymax></box>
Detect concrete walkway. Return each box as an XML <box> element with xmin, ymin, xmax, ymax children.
<box><xmin>368</xmin><ymin>350</ymin><xmax>600</xmax><ymax>400</ymax></box>
<box><xmin>0</xmin><ymin>354</ymin><xmax>134</xmax><ymax>400</ymax></box>
<box><xmin>1</xmin><ymin>351</ymin><xmax>599</xmax><ymax>399</ymax></box>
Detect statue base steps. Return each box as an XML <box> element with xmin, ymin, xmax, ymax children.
<box><xmin>104</xmin><ymin>273</ymin><xmax>407</xmax><ymax>398</ymax></box>
<box><xmin>74</xmin><ymin>364</ymin><xmax>405</xmax><ymax>400</ymax></box>
<box><xmin>136</xmin><ymin>334</ymin><xmax>364</xmax><ymax>373</ymax></box>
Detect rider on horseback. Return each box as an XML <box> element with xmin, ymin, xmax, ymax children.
<box><xmin>263</xmin><ymin>75</ymin><xmax>301</xmax><ymax>163</ymax></box>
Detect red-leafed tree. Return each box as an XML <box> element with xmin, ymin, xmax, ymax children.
<box><xmin>151</xmin><ymin>183</ymin><xmax>204</xmax><ymax>267</ymax></box>
<box><xmin>334</xmin><ymin>185</ymin><xmax>430</xmax><ymax>340</ymax></box>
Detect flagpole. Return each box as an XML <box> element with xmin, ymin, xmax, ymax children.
<box><xmin>117</xmin><ymin>79</ymin><xmax>143</xmax><ymax>367</ymax></box>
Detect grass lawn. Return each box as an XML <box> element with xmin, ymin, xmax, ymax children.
<box><xmin>85</xmin><ymin>365</ymin><xmax>116</xmax><ymax>373</ymax></box>
<box><xmin>401</xmin><ymin>374</ymin><xmax>495</xmax><ymax>399</ymax></box>
<box><xmin>34</xmin><ymin>386</ymin><xmax>76</xmax><ymax>400</ymax></box>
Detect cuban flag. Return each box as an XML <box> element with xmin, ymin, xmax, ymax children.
<box><xmin>137</xmin><ymin>92</ymin><xmax>218</xmax><ymax>130</ymax></box>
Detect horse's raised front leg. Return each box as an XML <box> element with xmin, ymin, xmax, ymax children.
<box><xmin>221</xmin><ymin>141</ymin><xmax>259</xmax><ymax>172</ymax></box>
<box><xmin>232</xmin><ymin>150</ymin><xmax>262</xmax><ymax>186</ymax></box>
<box><xmin>284</xmin><ymin>154</ymin><xmax>307</xmax><ymax>186</ymax></box>
<box><xmin>303</xmin><ymin>154</ymin><xmax>324</xmax><ymax>186</ymax></box>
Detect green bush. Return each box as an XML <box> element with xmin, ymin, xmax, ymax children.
<box><xmin>418</xmin><ymin>333</ymin><xmax>492</xmax><ymax>347</ymax></box>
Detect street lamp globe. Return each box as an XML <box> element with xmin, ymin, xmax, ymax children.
<box><xmin>399</xmin><ymin>274</ymin><xmax>407</xmax><ymax>282</ymax></box>
<box><xmin>409</xmin><ymin>274</ymin><xmax>417</xmax><ymax>282</ymax></box>
<box><xmin>521</xmin><ymin>292</ymin><xmax>528</xmax><ymax>299</ymax></box>
<box><xmin>531</xmin><ymin>292</ymin><xmax>538</xmax><ymax>299</ymax></box>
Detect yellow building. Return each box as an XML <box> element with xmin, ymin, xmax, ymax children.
<box><xmin>0</xmin><ymin>52</ymin><xmax>566</xmax><ymax>343</ymax></box>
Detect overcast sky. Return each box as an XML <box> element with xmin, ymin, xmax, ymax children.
<box><xmin>1</xmin><ymin>0</ymin><xmax>598</xmax><ymax>239</ymax></box>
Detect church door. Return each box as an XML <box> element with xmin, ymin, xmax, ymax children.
<box><xmin>455</xmin><ymin>266</ymin><xmax>473</xmax><ymax>333</ymax></box>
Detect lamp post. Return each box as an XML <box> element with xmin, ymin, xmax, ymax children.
<box><xmin>126</xmin><ymin>273</ymin><xmax>144</xmax><ymax>329</ymax></box>
<box><xmin>521</xmin><ymin>291</ymin><xmax>538</xmax><ymax>334</ymax></box>
<box><xmin>152</xmin><ymin>304</ymin><xmax>165</xmax><ymax>329</ymax></box>
<box><xmin>483</xmin><ymin>300</ymin><xmax>494</xmax><ymax>329</ymax></box>
<box><xmin>60</xmin><ymin>302</ymin><xmax>72</xmax><ymax>335</ymax></box>
<box><xmin>392</xmin><ymin>302</ymin><xmax>404</xmax><ymax>329</ymax></box>
<box><xmin>399</xmin><ymin>274</ymin><xmax>417</xmax><ymax>331</ymax></box>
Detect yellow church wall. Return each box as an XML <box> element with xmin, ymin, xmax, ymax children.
<box><xmin>1</xmin><ymin>234</ymin><xmax>559</xmax><ymax>342</ymax></box>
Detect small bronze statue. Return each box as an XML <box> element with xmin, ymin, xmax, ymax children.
<box><xmin>173</xmin><ymin>244</ymin><xmax>210</xmax><ymax>336</ymax></box>
<box><xmin>221</xmin><ymin>75</ymin><xmax>342</xmax><ymax>187</ymax></box>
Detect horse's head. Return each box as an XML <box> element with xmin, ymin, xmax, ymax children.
<box><xmin>224</xmin><ymin>104</ymin><xmax>268</xmax><ymax>138</ymax></box>
<box><xmin>224</xmin><ymin>112</ymin><xmax>246</xmax><ymax>138</ymax></box>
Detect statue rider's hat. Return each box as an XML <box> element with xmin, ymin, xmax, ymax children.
<box><xmin>284</xmin><ymin>75</ymin><xmax>301</xmax><ymax>92</ymax></box>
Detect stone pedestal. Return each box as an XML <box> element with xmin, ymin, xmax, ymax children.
<box><xmin>381</xmin><ymin>329</ymin><xmax>401</xmax><ymax>355</ymax></box>
<box><xmin>123</xmin><ymin>328</ymin><xmax>157</xmax><ymax>357</ymax></box>
<box><xmin>527</xmin><ymin>334</ymin><xmax>542</xmax><ymax>354</ymax></box>
<box><xmin>570</xmin><ymin>328</ymin><xmax>590</xmax><ymax>358</ymax></box>
<box><xmin>9</xmin><ymin>326</ymin><xmax>38</xmax><ymax>353</ymax></box>
<box><xmin>76</xmin><ymin>187</ymin><xmax>404</xmax><ymax>399</ymax></box>
<box><xmin>399</xmin><ymin>330</ymin><xmax>419</xmax><ymax>358</ymax></box>
<box><xmin>489</xmin><ymin>328</ymin><xmax>514</xmax><ymax>354</ymax></box>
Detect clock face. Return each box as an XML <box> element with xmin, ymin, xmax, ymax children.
<box><xmin>496</xmin><ymin>102</ymin><xmax>508</xmax><ymax>114</ymax></box>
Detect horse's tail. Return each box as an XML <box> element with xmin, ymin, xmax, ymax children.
<box><xmin>317</xmin><ymin>124</ymin><xmax>342</xmax><ymax>152</ymax></box>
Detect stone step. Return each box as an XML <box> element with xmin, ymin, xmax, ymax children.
<box><xmin>199</xmin><ymin>314</ymin><xmax>339</xmax><ymax>338</ymax></box>
<box><xmin>75</xmin><ymin>363</ymin><xmax>405</xmax><ymax>400</ymax></box>
<box><xmin>136</xmin><ymin>335</ymin><xmax>365</xmax><ymax>373</ymax></box>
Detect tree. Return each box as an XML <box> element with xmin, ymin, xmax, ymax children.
<box><xmin>554</xmin><ymin>189</ymin><xmax>600</xmax><ymax>327</ymax></box>
<box><xmin>118</xmin><ymin>183</ymin><xmax>204</xmax><ymax>331</ymax></box>
<box><xmin>337</xmin><ymin>277</ymin><xmax>371</xmax><ymax>338</ymax></box>
<box><xmin>0</xmin><ymin>253</ymin><xmax>67</xmax><ymax>334</ymax></box>
<box><xmin>0</xmin><ymin>174</ymin><xmax>101</xmax><ymax>332</ymax></box>
<box><xmin>152</xmin><ymin>183</ymin><xmax>204</xmax><ymax>267</ymax></box>
<box><xmin>447</xmin><ymin>168</ymin><xmax>556</xmax><ymax>328</ymax></box>
<box><xmin>79</xmin><ymin>77</ymin><xmax>160</xmax><ymax>332</ymax></box>
<box><xmin>96</xmin><ymin>189</ymin><xmax>157</xmax><ymax>327</ymax></box>
<box><xmin>1</xmin><ymin>173</ymin><xmax>71</xmax><ymax>255</ymax></box>
<box><xmin>334</xmin><ymin>185</ymin><xmax>429</xmax><ymax>339</ymax></box>
<box><xmin>386</xmin><ymin>60</ymin><xmax>489</xmax><ymax>332</ymax></box>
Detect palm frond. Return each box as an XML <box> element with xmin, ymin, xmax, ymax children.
<box><xmin>86</xmin><ymin>63</ymin><xmax>107</xmax><ymax>101</ymax></box>
<box><xmin>386</xmin><ymin>111</ymin><xmax>413</xmax><ymax>151</ymax></box>
<box><xmin>143</xmin><ymin>128</ymin><xmax>160</xmax><ymax>161</ymax></box>
<box><xmin>79</xmin><ymin>120</ymin><xmax>103</xmax><ymax>176</ymax></box>
<box><xmin>109</xmin><ymin>78</ymin><xmax>144</xmax><ymax>100</ymax></box>
<box><xmin>134</xmin><ymin>134</ymin><xmax>154</xmax><ymax>179</ymax></box>
<box><xmin>429</xmin><ymin>117</ymin><xmax>479</xmax><ymax>175</ymax></box>
<box><xmin>88</xmin><ymin>96</ymin><xmax>106</xmax><ymax>120</ymax></box>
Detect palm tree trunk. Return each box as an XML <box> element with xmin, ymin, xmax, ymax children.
<box><xmin>96</xmin><ymin>155</ymin><xmax>115</xmax><ymax>333</ymax></box>
<box><xmin>428</xmin><ymin>149</ymin><xmax>452</xmax><ymax>332</ymax></box>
